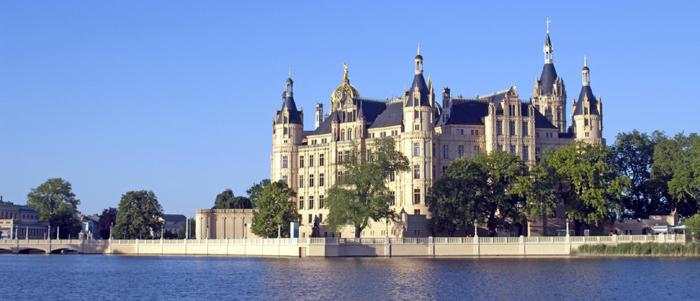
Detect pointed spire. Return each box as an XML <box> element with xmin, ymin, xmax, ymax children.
<box><xmin>544</xmin><ymin>18</ymin><xmax>554</xmax><ymax>64</ymax></box>
<box><xmin>414</xmin><ymin>45</ymin><xmax>424</xmax><ymax>75</ymax></box>
<box><xmin>427</xmin><ymin>74</ymin><xmax>432</xmax><ymax>89</ymax></box>
<box><xmin>417</xmin><ymin>43</ymin><xmax>421</xmax><ymax>56</ymax></box>
<box><xmin>584</xmin><ymin>55</ymin><xmax>588</xmax><ymax>68</ymax></box>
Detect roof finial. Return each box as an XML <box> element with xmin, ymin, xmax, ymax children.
<box><xmin>342</xmin><ymin>63</ymin><xmax>349</xmax><ymax>83</ymax></box>
<box><xmin>584</xmin><ymin>55</ymin><xmax>588</xmax><ymax>67</ymax></box>
<box><xmin>288</xmin><ymin>66</ymin><xmax>292</xmax><ymax>78</ymax></box>
<box><xmin>546</xmin><ymin>17</ymin><xmax>551</xmax><ymax>34</ymax></box>
<box><xmin>417</xmin><ymin>43</ymin><xmax>421</xmax><ymax>56</ymax></box>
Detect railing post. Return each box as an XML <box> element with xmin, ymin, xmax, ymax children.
<box><xmin>519</xmin><ymin>235</ymin><xmax>525</xmax><ymax>255</ymax></box>
<box><xmin>474</xmin><ymin>235</ymin><xmax>480</xmax><ymax>256</ymax></box>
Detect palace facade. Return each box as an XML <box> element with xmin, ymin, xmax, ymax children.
<box><xmin>270</xmin><ymin>23</ymin><xmax>604</xmax><ymax>238</ymax></box>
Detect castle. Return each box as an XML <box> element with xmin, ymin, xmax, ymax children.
<box><xmin>270</xmin><ymin>22</ymin><xmax>604</xmax><ymax>238</ymax></box>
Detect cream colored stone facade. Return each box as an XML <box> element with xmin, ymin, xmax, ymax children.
<box><xmin>271</xmin><ymin>23</ymin><xmax>604</xmax><ymax>238</ymax></box>
<box><xmin>194</xmin><ymin>209</ymin><xmax>258</xmax><ymax>240</ymax></box>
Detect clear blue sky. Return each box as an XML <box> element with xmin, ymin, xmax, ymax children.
<box><xmin>1</xmin><ymin>1</ymin><xmax>699</xmax><ymax>216</ymax></box>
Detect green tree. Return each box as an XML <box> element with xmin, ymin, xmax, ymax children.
<box><xmin>212</xmin><ymin>189</ymin><xmax>252</xmax><ymax>209</ymax></box>
<box><xmin>545</xmin><ymin>141</ymin><xmax>629</xmax><ymax>233</ymax></box>
<box><xmin>247</xmin><ymin>179</ymin><xmax>270</xmax><ymax>208</ymax></box>
<box><xmin>113</xmin><ymin>190</ymin><xmax>163</xmax><ymax>239</ymax></box>
<box><xmin>684</xmin><ymin>214</ymin><xmax>700</xmax><ymax>240</ymax></box>
<box><xmin>428</xmin><ymin>158</ymin><xmax>488</xmax><ymax>236</ymax></box>
<box><xmin>474</xmin><ymin>151</ymin><xmax>528</xmax><ymax>235</ymax></box>
<box><xmin>653</xmin><ymin>133</ymin><xmax>700</xmax><ymax>217</ymax></box>
<box><xmin>27</xmin><ymin>178</ymin><xmax>82</xmax><ymax>239</ymax></box>
<box><xmin>326</xmin><ymin>137</ymin><xmax>409</xmax><ymax>238</ymax></box>
<box><xmin>96</xmin><ymin>207</ymin><xmax>117</xmax><ymax>239</ymax></box>
<box><xmin>514</xmin><ymin>162</ymin><xmax>562</xmax><ymax>236</ymax></box>
<box><xmin>612</xmin><ymin>130</ymin><xmax>669</xmax><ymax>218</ymax></box>
<box><xmin>251</xmin><ymin>181</ymin><xmax>298</xmax><ymax>238</ymax></box>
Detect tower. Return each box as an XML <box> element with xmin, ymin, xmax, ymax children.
<box><xmin>531</xmin><ymin>18</ymin><xmax>567</xmax><ymax>132</ymax></box>
<box><xmin>271</xmin><ymin>76</ymin><xmax>304</xmax><ymax>186</ymax></box>
<box><xmin>572</xmin><ymin>56</ymin><xmax>604</xmax><ymax>144</ymax></box>
<box><xmin>314</xmin><ymin>102</ymin><xmax>324</xmax><ymax>129</ymax></box>
<box><xmin>401</xmin><ymin>46</ymin><xmax>435</xmax><ymax>224</ymax></box>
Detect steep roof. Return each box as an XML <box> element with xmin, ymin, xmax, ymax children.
<box><xmin>407</xmin><ymin>74</ymin><xmax>430</xmax><ymax>106</ymax></box>
<box><xmin>574</xmin><ymin>85</ymin><xmax>600</xmax><ymax>115</ymax></box>
<box><xmin>445</xmin><ymin>99</ymin><xmax>556</xmax><ymax>129</ymax></box>
<box><xmin>369</xmin><ymin>101</ymin><xmax>403</xmax><ymax>128</ymax></box>
<box><xmin>539</xmin><ymin>63</ymin><xmax>558</xmax><ymax>95</ymax></box>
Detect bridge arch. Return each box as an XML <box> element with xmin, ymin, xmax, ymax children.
<box><xmin>17</xmin><ymin>247</ymin><xmax>46</xmax><ymax>254</ymax></box>
<box><xmin>50</xmin><ymin>247</ymin><xmax>79</xmax><ymax>254</ymax></box>
<box><xmin>0</xmin><ymin>248</ymin><xmax>13</xmax><ymax>254</ymax></box>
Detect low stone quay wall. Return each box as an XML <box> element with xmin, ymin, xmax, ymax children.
<box><xmin>0</xmin><ymin>234</ymin><xmax>686</xmax><ymax>257</ymax></box>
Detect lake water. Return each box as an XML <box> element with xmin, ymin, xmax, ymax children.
<box><xmin>1</xmin><ymin>255</ymin><xmax>699</xmax><ymax>300</ymax></box>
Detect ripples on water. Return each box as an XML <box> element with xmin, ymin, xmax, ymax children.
<box><xmin>1</xmin><ymin>255</ymin><xmax>699</xmax><ymax>300</ymax></box>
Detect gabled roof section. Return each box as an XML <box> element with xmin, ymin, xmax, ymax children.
<box><xmin>445</xmin><ymin>99</ymin><xmax>489</xmax><ymax>125</ymax></box>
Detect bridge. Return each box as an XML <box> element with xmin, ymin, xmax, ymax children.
<box><xmin>0</xmin><ymin>239</ymin><xmax>105</xmax><ymax>254</ymax></box>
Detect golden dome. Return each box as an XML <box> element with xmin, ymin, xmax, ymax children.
<box><xmin>330</xmin><ymin>63</ymin><xmax>359</xmax><ymax>108</ymax></box>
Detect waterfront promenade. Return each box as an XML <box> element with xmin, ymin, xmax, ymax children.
<box><xmin>0</xmin><ymin>234</ymin><xmax>686</xmax><ymax>257</ymax></box>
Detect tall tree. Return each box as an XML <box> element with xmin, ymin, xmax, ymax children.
<box><xmin>96</xmin><ymin>207</ymin><xmax>118</xmax><ymax>239</ymax></box>
<box><xmin>247</xmin><ymin>179</ymin><xmax>270</xmax><ymax>209</ymax></box>
<box><xmin>545</xmin><ymin>141</ymin><xmax>629</xmax><ymax>233</ymax></box>
<box><xmin>612</xmin><ymin>130</ymin><xmax>669</xmax><ymax>218</ymax></box>
<box><xmin>113</xmin><ymin>190</ymin><xmax>163</xmax><ymax>239</ymax></box>
<box><xmin>212</xmin><ymin>189</ymin><xmax>252</xmax><ymax>209</ymax></box>
<box><xmin>27</xmin><ymin>178</ymin><xmax>82</xmax><ymax>239</ymax></box>
<box><xmin>653</xmin><ymin>133</ymin><xmax>700</xmax><ymax>217</ymax></box>
<box><xmin>326</xmin><ymin>137</ymin><xmax>409</xmax><ymax>238</ymax></box>
<box><xmin>474</xmin><ymin>151</ymin><xmax>528</xmax><ymax>235</ymax></box>
<box><xmin>428</xmin><ymin>158</ymin><xmax>488</xmax><ymax>236</ymax></box>
<box><xmin>514</xmin><ymin>162</ymin><xmax>562</xmax><ymax>236</ymax></box>
<box><xmin>250</xmin><ymin>181</ymin><xmax>298</xmax><ymax>238</ymax></box>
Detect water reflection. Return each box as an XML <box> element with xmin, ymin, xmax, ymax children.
<box><xmin>1</xmin><ymin>256</ymin><xmax>699</xmax><ymax>300</ymax></box>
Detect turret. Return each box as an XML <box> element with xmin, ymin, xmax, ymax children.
<box><xmin>271</xmin><ymin>75</ymin><xmax>304</xmax><ymax>185</ymax></box>
<box><xmin>572</xmin><ymin>56</ymin><xmax>604</xmax><ymax>145</ymax></box>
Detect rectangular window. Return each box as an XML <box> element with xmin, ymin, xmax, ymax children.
<box><xmin>414</xmin><ymin>209</ymin><xmax>421</xmax><ymax>215</ymax></box>
<box><xmin>523</xmin><ymin>145</ymin><xmax>529</xmax><ymax>161</ymax></box>
<box><xmin>458</xmin><ymin>145</ymin><xmax>465</xmax><ymax>158</ymax></box>
<box><xmin>389</xmin><ymin>171</ymin><xmax>395</xmax><ymax>182</ymax></box>
<box><xmin>319</xmin><ymin>154</ymin><xmax>325</xmax><ymax>166</ymax></box>
<box><xmin>308</xmin><ymin>196</ymin><xmax>314</xmax><ymax>209</ymax></box>
<box><xmin>522</xmin><ymin>122</ymin><xmax>528</xmax><ymax>136</ymax></box>
<box><xmin>389</xmin><ymin>191</ymin><xmax>396</xmax><ymax>206</ymax></box>
<box><xmin>442</xmin><ymin>145</ymin><xmax>449</xmax><ymax>159</ymax></box>
<box><xmin>414</xmin><ymin>110</ymin><xmax>419</xmax><ymax>119</ymax></box>
<box><xmin>510</xmin><ymin>145</ymin><xmax>516</xmax><ymax>154</ymax></box>
<box><xmin>413</xmin><ymin>189</ymin><xmax>421</xmax><ymax>205</ymax></box>
<box><xmin>473</xmin><ymin>145</ymin><xmax>480</xmax><ymax>153</ymax></box>
<box><xmin>309</xmin><ymin>174</ymin><xmax>315</xmax><ymax>187</ymax></box>
<box><xmin>380</xmin><ymin>132</ymin><xmax>386</xmax><ymax>138</ymax></box>
<box><xmin>319</xmin><ymin>173</ymin><xmax>325</xmax><ymax>187</ymax></box>
<box><xmin>282</xmin><ymin>175</ymin><xmax>288</xmax><ymax>183</ymax></box>
<box><xmin>337</xmin><ymin>152</ymin><xmax>343</xmax><ymax>164</ymax></box>
<box><xmin>308</xmin><ymin>214</ymin><xmax>312</xmax><ymax>224</ymax></box>
<box><xmin>496</xmin><ymin>122</ymin><xmax>503</xmax><ymax>136</ymax></box>
<box><xmin>413</xmin><ymin>165</ymin><xmax>420</xmax><ymax>179</ymax></box>
<box><xmin>282</xmin><ymin>156</ymin><xmax>288</xmax><ymax>168</ymax></box>
<box><xmin>344</xmin><ymin>151</ymin><xmax>350</xmax><ymax>163</ymax></box>
<box><xmin>299</xmin><ymin>197</ymin><xmax>304</xmax><ymax>210</ymax></box>
<box><xmin>319</xmin><ymin>214</ymin><xmax>323</xmax><ymax>224</ymax></box>
<box><xmin>299</xmin><ymin>175</ymin><xmax>304</xmax><ymax>188</ymax></box>
<box><xmin>509</xmin><ymin>121</ymin><xmax>516</xmax><ymax>135</ymax></box>
<box><xmin>497</xmin><ymin>144</ymin><xmax>503</xmax><ymax>151</ymax></box>
<box><xmin>309</xmin><ymin>155</ymin><xmax>314</xmax><ymax>167</ymax></box>
<box><xmin>299</xmin><ymin>156</ymin><xmax>305</xmax><ymax>168</ymax></box>
<box><xmin>319</xmin><ymin>195</ymin><xmax>324</xmax><ymax>209</ymax></box>
<box><xmin>413</xmin><ymin>142</ymin><xmax>420</xmax><ymax>157</ymax></box>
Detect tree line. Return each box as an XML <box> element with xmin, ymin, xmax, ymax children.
<box><xmin>20</xmin><ymin>131</ymin><xmax>700</xmax><ymax>239</ymax></box>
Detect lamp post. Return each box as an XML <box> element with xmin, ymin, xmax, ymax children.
<box><xmin>566</xmin><ymin>218</ymin><xmax>570</xmax><ymax>237</ymax></box>
<box><xmin>474</xmin><ymin>219</ymin><xmax>478</xmax><ymax>237</ymax></box>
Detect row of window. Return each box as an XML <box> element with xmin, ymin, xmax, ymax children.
<box><xmin>452</xmin><ymin>128</ymin><xmax>480</xmax><ymax>136</ymax></box>
<box><xmin>309</xmin><ymin>138</ymin><xmax>328</xmax><ymax>145</ymax></box>
<box><xmin>299</xmin><ymin>154</ymin><xmax>325</xmax><ymax>168</ymax></box>
<box><xmin>369</xmin><ymin>130</ymin><xmax>400</xmax><ymax>139</ymax></box>
<box><xmin>496</xmin><ymin>121</ymin><xmax>530</xmax><ymax>136</ymax></box>
<box><xmin>496</xmin><ymin>144</ymin><xmax>531</xmax><ymax>161</ymax></box>
<box><xmin>299</xmin><ymin>173</ymin><xmax>325</xmax><ymax>188</ymax></box>
<box><xmin>299</xmin><ymin>195</ymin><xmax>325</xmax><ymax>210</ymax></box>
<box><xmin>441</xmin><ymin>144</ymin><xmax>481</xmax><ymax>159</ymax></box>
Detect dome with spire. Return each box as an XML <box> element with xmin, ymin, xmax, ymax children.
<box><xmin>330</xmin><ymin>63</ymin><xmax>360</xmax><ymax>109</ymax></box>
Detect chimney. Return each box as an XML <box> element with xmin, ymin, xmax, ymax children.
<box><xmin>315</xmin><ymin>102</ymin><xmax>324</xmax><ymax>129</ymax></box>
